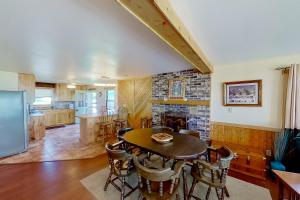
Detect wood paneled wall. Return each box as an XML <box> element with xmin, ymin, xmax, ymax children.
<box><xmin>211</xmin><ymin>121</ymin><xmax>280</xmax><ymax>180</ymax></box>
<box><xmin>118</xmin><ymin>77</ymin><xmax>152</xmax><ymax>129</ymax></box>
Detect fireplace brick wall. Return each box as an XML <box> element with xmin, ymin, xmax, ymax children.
<box><xmin>152</xmin><ymin>69</ymin><xmax>211</xmax><ymax>139</ymax></box>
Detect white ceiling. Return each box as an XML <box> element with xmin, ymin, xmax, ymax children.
<box><xmin>170</xmin><ymin>0</ymin><xmax>300</xmax><ymax>66</ymax></box>
<box><xmin>0</xmin><ymin>0</ymin><xmax>190</xmax><ymax>83</ymax></box>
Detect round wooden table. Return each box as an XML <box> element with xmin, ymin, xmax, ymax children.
<box><xmin>123</xmin><ymin>128</ymin><xmax>208</xmax><ymax>199</ymax></box>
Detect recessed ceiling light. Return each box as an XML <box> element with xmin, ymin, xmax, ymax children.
<box><xmin>67</xmin><ymin>84</ymin><xmax>76</xmax><ymax>89</ymax></box>
<box><xmin>94</xmin><ymin>83</ymin><xmax>116</xmax><ymax>87</ymax></box>
<box><xmin>101</xmin><ymin>76</ymin><xmax>111</xmax><ymax>79</ymax></box>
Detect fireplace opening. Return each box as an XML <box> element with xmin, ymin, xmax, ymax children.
<box><xmin>161</xmin><ymin>113</ymin><xmax>187</xmax><ymax>132</ymax></box>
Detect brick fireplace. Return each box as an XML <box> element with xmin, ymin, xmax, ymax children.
<box><xmin>152</xmin><ymin>69</ymin><xmax>210</xmax><ymax>139</ymax></box>
<box><xmin>161</xmin><ymin>112</ymin><xmax>187</xmax><ymax>132</ymax></box>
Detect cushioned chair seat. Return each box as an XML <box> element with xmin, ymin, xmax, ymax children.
<box><xmin>271</xmin><ymin>161</ymin><xmax>286</xmax><ymax>171</ymax></box>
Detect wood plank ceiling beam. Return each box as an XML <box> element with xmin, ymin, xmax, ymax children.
<box><xmin>116</xmin><ymin>0</ymin><xmax>213</xmax><ymax>74</ymax></box>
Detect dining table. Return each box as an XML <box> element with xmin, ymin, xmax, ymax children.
<box><xmin>123</xmin><ymin>128</ymin><xmax>208</xmax><ymax>200</ymax></box>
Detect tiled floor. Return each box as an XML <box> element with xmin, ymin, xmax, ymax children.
<box><xmin>0</xmin><ymin>124</ymin><xmax>115</xmax><ymax>164</ymax></box>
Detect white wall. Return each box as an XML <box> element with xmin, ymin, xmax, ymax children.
<box><xmin>211</xmin><ymin>62</ymin><xmax>284</xmax><ymax>129</ymax></box>
<box><xmin>0</xmin><ymin>71</ymin><xmax>18</xmax><ymax>91</ymax></box>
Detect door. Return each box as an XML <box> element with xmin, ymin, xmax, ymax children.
<box><xmin>0</xmin><ymin>91</ymin><xmax>28</xmax><ymax>157</ymax></box>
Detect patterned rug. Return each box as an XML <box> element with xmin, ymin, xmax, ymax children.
<box><xmin>81</xmin><ymin>167</ymin><xmax>272</xmax><ymax>200</ymax></box>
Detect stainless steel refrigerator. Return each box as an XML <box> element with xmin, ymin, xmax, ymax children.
<box><xmin>0</xmin><ymin>91</ymin><xmax>28</xmax><ymax>158</ymax></box>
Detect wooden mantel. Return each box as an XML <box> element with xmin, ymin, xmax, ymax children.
<box><xmin>152</xmin><ymin>99</ymin><xmax>210</xmax><ymax>106</ymax></box>
<box><xmin>116</xmin><ymin>0</ymin><xmax>213</xmax><ymax>74</ymax></box>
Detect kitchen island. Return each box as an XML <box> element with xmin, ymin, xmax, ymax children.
<box><xmin>79</xmin><ymin>114</ymin><xmax>118</xmax><ymax>145</ymax></box>
<box><xmin>29</xmin><ymin>113</ymin><xmax>46</xmax><ymax>140</ymax></box>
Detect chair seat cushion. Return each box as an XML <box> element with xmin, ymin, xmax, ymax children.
<box><xmin>111</xmin><ymin>160</ymin><xmax>135</xmax><ymax>176</ymax></box>
<box><xmin>271</xmin><ymin>161</ymin><xmax>286</xmax><ymax>171</ymax></box>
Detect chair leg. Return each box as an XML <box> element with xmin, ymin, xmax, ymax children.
<box><xmin>215</xmin><ymin>188</ymin><xmax>224</xmax><ymax>200</ymax></box>
<box><xmin>188</xmin><ymin>178</ymin><xmax>197</xmax><ymax>200</ymax></box>
<box><xmin>121</xmin><ymin>177</ymin><xmax>125</xmax><ymax>200</ymax></box>
<box><xmin>224</xmin><ymin>186</ymin><xmax>229</xmax><ymax>197</ymax></box>
<box><xmin>104</xmin><ymin>170</ymin><xmax>113</xmax><ymax>191</ymax></box>
<box><xmin>138</xmin><ymin>193</ymin><xmax>143</xmax><ymax>200</ymax></box>
<box><xmin>205</xmin><ymin>186</ymin><xmax>211</xmax><ymax>200</ymax></box>
<box><xmin>220</xmin><ymin>189</ymin><xmax>225</xmax><ymax>200</ymax></box>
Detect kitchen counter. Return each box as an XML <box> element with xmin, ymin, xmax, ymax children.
<box><xmin>39</xmin><ymin>109</ymin><xmax>75</xmax><ymax>127</ymax></box>
<box><xmin>30</xmin><ymin>113</ymin><xmax>45</xmax><ymax>117</ymax></box>
<box><xmin>79</xmin><ymin>114</ymin><xmax>118</xmax><ymax>145</ymax></box>
<box><xmin>79</xmin><ymin>113</ymin><xmax>102</xmax><ymax>119</ymax></box>
<box><xmin>29</xmin><ymin>113</ymin><xmax>45</xmax><ymax>140</ymax></box>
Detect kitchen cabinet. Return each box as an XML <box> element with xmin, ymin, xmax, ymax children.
<box><xmin>55</xmin><ymin>84</ymin><xmax>75</xmax><ymax>101</ymax></box>
<box><xmin>44</xmin><ymin>110</ymin><xmax>57</xmax><ymax>127</ymax></box>
<box><xmin>18</xmin><ymin>73</ymin><xmax>35</xmax><ymax>104</ymax></box>
<box><xmin>42</xmin><ymin>109</ymin><xmax>75</xmax><ymax>127</ymax></box>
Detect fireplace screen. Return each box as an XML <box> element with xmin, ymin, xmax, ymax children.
<box><xmin>161</xmin><ymin>113</ymin><xmax>187</xmax><ymax>132</ymax></box>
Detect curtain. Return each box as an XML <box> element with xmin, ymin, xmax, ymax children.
<box><xmin>282</xmin><ymin>64</ymin><xmax>300</xmax><ymax>172</ymax></box>
<box><xmin>285</xmin><ymin>64</ymin><xmax>300</xmax><ymax>129</ymax></box>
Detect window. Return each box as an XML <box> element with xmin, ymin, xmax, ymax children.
<box><xmin>33</xmin><ymin>88</ymin><xmax>53</xmax><ymax>105</ymax></box>
<box><xmin>106</xmin><ymin>90</ymin><xmax>115</xmax><ymax>114</ymax></box>
<box><xmin>86</xmin><ymin>92</ymin><xmax>98</xmax><ymax>114</ymax></box>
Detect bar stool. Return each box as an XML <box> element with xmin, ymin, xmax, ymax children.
<box><xmin>97</xmin><ymin>115</ymin><xmax>113</xmax><ymax>143</ymax></box>
<box><xmin>141</xmin><ymin>117</ymin><xmax>152</xmax><ymax>128</ymax></box>
<box><xmin>113</xmin><ymin>119</ymin><xmax>127</xmax><ymax>135</ymax></box>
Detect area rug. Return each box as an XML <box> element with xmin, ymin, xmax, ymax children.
<box><xmin>81</xmin><ymin>167</ymin><xmax>272</xmax><ymax>200</ymax></box>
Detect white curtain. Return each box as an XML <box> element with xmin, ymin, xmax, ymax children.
<box><xmin>285</xmin><ymin>64</ymin><xmax>300</xmax><ymax>129</ymax></box>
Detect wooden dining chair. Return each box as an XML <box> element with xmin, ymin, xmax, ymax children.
<box><xmin>188</xmin><ymin>146</ymin><xmax>234</xmax><ymax>200</ymax></box>
<box><xmin>132</xmin><ymin>154</ymin><xmax>185</xmax><ymax>200</ymax></box>
<box><xmin>152</xmin><ymin>126</ymin><xmax>174</xmax><ymax>132</ymax></box>
<box><xmin>179</xmin><ymin>129</ymin><xmax>200</xmax><ymax>138</ymax></box>
<box><xmin>104</xmin><ymin>141</ymin><xmax>137</xmax><ymax>200</ymax></box>
<box><xmin>97</xmin><ymin>115</ymin><xmax>114</xmax><ymax>142</ymax></box>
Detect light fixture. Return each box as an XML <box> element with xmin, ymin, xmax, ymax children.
<box><xmin>94</xmin><ymin>83</ymin><xmax>116</xmax><ymax>87</ymax></box>
<box><xmin>67</xmin><ymin>84</ymin><xmax>76</xmax><ymax>89</ymax></box>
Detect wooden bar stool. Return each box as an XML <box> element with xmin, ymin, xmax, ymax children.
<box><xmin>113</xmin><ymin>119</ymin><xmax>127</xmax><ymax>136</ymax></box>
<box><xmin>97</xmin><ymin>115</ymin><xmax>113</xmax><ymax>143</ymax></box>
<box><xmin>141</xmin><ymin>117</ymin><xmax>152</xmax><ymax>128</ymax></box>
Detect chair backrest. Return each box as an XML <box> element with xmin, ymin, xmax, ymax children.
<box><xmin>179</xmin><ymin>129</ymin><xmax>200</xmax><ymax>138</ymax></box>
<box><xmin>133</xmin><ymin>155</ymin><xmax>175</xmax><ymax>182</ymax></box>
<box><xmin>133</xmin><ymin>155</ymin><xmax>180</xmax><ymax>197</ymax></box>
<box><xmin>118</xmin><ymin>106</ymin><xmax>128</xmax><ymax>120</ymax></box>
<box><xmin>216</xmin><ymin>146</ymin><xmax>234</xmax><ymax>169</ymax></box>
<box><xmin>105</xmin><ymin>142</ymin><xmax>131</xmax><ymax>162</ymax></box>
<box><xmin>152</xmin><ymin>126</ymin><xmax>174</xmax><ymax>132</ymax></box>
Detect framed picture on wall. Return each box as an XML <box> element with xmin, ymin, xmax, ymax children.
<box><xmin>223</xmin><ymin>80</ymin><xmax>262</xmax><ymax>106</ymax></box>
<box><xmin>169</xmin><ymin>79</ymin><xmax>185</xmax><ymax>99</ymax></box>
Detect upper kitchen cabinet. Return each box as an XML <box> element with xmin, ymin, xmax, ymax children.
<box><xmin>55</xmin><ymin>83</ymin><xmax>75</xmax><ymax>101</ymax></box>
<box><xmin>18</xmin><ymin>73</ymin><xmax>35</xmax><ymax>104</ymax></box>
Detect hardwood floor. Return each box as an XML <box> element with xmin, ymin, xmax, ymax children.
<box><xmin>0</xmin><ymin>154</ymin><xmax>108</xmax><ymax>200</ymax></box>
<box><xmin>0</xmin><ymin>153</ymin><xmax>278</xmax><ymax>200</ymax></box>
<box><xmin>0</xmin><ymin>125</ymin><xmax>116</xmax><ymax>164</ymax></box>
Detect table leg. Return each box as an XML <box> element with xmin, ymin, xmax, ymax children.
<box><xmin>182</xmin><ymin>167</ymin><xmax>188</xmax><ymax>200</ymax></box>
<box><xmin>278</xmin><ymin>181</ymin><xmax>283</xmax><ymax>200</ymax></box>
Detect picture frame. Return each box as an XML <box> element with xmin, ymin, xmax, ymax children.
<box><xmin>223</xmin><ymin>80</ymin><xmax>262</xmax><ymax>107</ymax></box>
<box><xmin>169</xmin><ymin>79</ymin><xmax>185</xmax><ymax>99</ymax></box>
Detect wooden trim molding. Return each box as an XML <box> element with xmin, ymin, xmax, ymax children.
<box><xmin>211</xmin><ymin>121</ymin><xmax>282</xmax><ymax>133</ymax></box>
<box><xmin>116</xmin><ymin>0</ymin><xmax>213</xmax><ymax>74</ymax></box>
<box><xmin>152</xmin><ymin>99</ymin><xmax>210</xmax><ymax>106</ymax></box>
